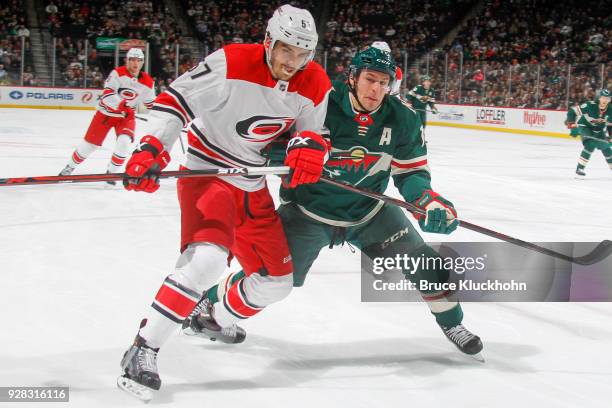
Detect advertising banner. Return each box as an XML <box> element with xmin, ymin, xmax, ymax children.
<box><xmin>429</xmin><ymin>104</ymin><xmax>569</xmax><ymax>138</ymax></box>
<box><xmin>0</xmin><ymin>86</ymin><xmax>103</xmax><ymax>110</ymax></box>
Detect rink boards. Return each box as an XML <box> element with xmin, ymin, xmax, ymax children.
<box><xmin>429</xmin><ymin>103</ymin><xmax>569</xmax><ymax>138</ymax></box>
<box><xmin>0</xmin><ymin>86</ymin><xmax>571</xmax><ymax>138</ymax></box>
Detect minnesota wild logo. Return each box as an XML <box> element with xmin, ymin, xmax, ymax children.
<box><xmin>354</xmin><ymin>113</ymin><xmax>373</xmax><ymax>126</ymax></box>
<box><xmin>324</xmin><ymin>147</ymin><xmax>392</xmax><ymax>184</ymax></box>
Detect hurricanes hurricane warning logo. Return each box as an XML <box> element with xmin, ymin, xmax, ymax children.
<box><xmin>236</xmin><ymin>116</ymin><xmax>295</xmax><ymax>142</ymax></box>
<box><xmin>118</xmin><ymin>88</ymin><xmax>137</xmax><ymax>100</ymax></box>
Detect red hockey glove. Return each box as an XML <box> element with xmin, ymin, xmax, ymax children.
<box><xmin>123</xmin><ymin>135</ymin><xmax>170</xmax><ymax>193</ymax></box>
<box><xmin>118</xmin><ymin>99</ymin><xmax>135</xmax><ymax>121</ymax></box>
<box><xmin>284</xmin><ymin>131</ymin><xmax>330</xmax><ymax>188</ymax></box>
<box><xmin>413</xmin><ymin>190</ymin><xmax>459</xmax><ymax>234</ymax></box>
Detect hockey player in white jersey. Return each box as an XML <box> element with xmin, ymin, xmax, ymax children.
<box><xmin>117</xmin><ymin>5</ymin><xmax>332</xmax><ymax>401</ymax></box>
<box><xmin>59</xmin><ymin>48</ymin><xmax>155</xmax><ymax>182</ymax></box>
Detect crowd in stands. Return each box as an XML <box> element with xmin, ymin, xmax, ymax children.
<box><xmin>323</xmin><ymin>0</ymin><xmax>477</xmax><ymax>82</ymax></box>
<box><xmin>5</xmin><ymin>0</ymin><xmax>610</xmax><ymax>110</ymax></box>
<box><xmin>182</xmin><ymin>0</ymin><xmax>315</xmax><ymax>51</ymax></box>
<box><xmin>43</xmin><ymin>0</ymin><xmax>186</xmax><ymax>87</ymax></box>
<box><xmin>423</xmin><ymin>0</ymin><xmax>612</xmax><ymax>108</ymax></box>
<box><xmin>0</xmin><ymin>0</ymin><xmax>31</xmax><ymax>85</ymax></box>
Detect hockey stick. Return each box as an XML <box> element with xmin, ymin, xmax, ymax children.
<box><xmin>3</xmin><ymin>165</ymin><xmax>608</xmax><ymax>264</ymax></box>
<box><xmin>319</xmin><ymin>176</ymin><xmax>612</xmax><ymax>266</ymax></box>
<box><xmin>136</xmin><ymin>115</ymin><xmax>187</xmax><ymax>154</ymax></box>
<box><xmin>0</xmin><ymin>167</ymin><xmax>290</xmax><ymax>187</ymax></box>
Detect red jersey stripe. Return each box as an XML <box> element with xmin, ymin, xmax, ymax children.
<box><xmin>391</xmin><ymin>159</ymin><xmax>428</xmax><ymax>169</ymax></box>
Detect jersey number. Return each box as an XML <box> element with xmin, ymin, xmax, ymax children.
<box><xmin>190</xmin><ymin>63</ymin><xmax>212</xmax><ymax>80</ymax></box>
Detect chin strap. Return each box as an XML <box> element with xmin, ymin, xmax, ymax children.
<box><xmin>348</xmin><ymin>71</ymin><xmax>386</xmax><ymax>114</ymax></box>
<box><xmin>348</xmin><ymin>78</ymin><xmax>372</xmax><ymax>114</ymax></box>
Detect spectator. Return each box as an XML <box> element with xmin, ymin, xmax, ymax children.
<box><xmin>0</xmin><ymin>63</ymin><xmax>7</xmax><ymax>83</ymax></box>
<box><xmin>17</xmin><ymin>24</ymin><xmax>29</xmax><ymax>38</ymax></box>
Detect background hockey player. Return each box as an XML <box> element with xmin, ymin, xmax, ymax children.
<box><xmin>59</xmin><ymin>48</ymin><xmax>154</xmax><ymax>184</ymax></box>
<box><xmin>116</xmin><ymin>5</ymin><xmax>332</xmax><ymax>401</ymax></box>
<box><xmin>407</xmin><ymin>74</ymin><xmax>438</xmax><ymax>129</ymax></box>
<box><xmin>185</xmin><ymin>47</ymin><xmax>483</xmax><ymax>359</ymax></box>
<box><xmin>566</xmin><ymin>89</ymin><xmax>612</xmax><ymax>176</ymax></box>
<box><xmin>565</xmin><ymin>102</ymin><xmax>582</xmax><ymax>138</ymax></box>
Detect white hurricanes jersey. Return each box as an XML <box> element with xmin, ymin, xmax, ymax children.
<box><xmin>391</xmin><ymin>66</ymin><xmax>403</xmax><ymax>97</ymax></box>
<box><xmin>98</xmin><ymin>66</ymin><xmax>156</xmax><ymax>117</ymax></box>
<box><xmin>147</xmin><ymin>43</ymin><xmax>332</xmax><ymax>191</ymax></box>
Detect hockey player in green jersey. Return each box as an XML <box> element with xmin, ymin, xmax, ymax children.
<box><xmin>183</xmin><ymin>47</ymin><xmax>483</xmax><ymax>358</ymax></box>
<box><xmin>407</xmin><ymin>75</ymin><xmax>438</xmax><ymax>128</ymax></box>
<box><xmin>566</xmin><ymin>89</ymin><xmax>612</xmax><ymax>176</ymax></box>
<box><xmin>565</xmin><ymin>103</ymin><xmax>582</xmax><ymax>138</ymax></box>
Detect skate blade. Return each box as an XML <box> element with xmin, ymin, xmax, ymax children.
<box><xmin>468</xmin><ymin>352</ymin><xmax>485</xmax><ymax>363</ymax></box>
<box><xmin>117</xmin><ymin>375</ymin><xmax>154</xmax><ymax>403</ymax></box>
<box><xmin>182</xmin><ymin>326</ymin><xmax>245</xmax><ymax>344</ymax></box>
<box><xmin>181</xmin><ymin>326</ymin><xmax>219</xmax><ymax>342</ymax></box>
<box><xmin>181</xmin><ymin>324</ymin><xmax>211</xmax><ymax>338</ymax></box>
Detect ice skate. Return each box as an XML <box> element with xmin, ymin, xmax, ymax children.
<box><xmin>440</xmin><ymin>324</ymin><xmax>484</xmax><ymax>362</ymax></box>
<box><xmin>58</xmin><ymin>165</ymin><xmax>74</xmax><ymax>176</ymax></box>
<box><xmin>182</xmin><ymin>298</ymin><xmax>246</xmax><ymax>344</ymax></box>
<box><xmin>105</xmin><ymin>171</ymin><xmax>117</xmax><ymax>186</ymax></box>
<box><xmin>117</xmin><ymin>335</ymin><xmax>161</xmax><ymax>402</ymax></box>
<box><xmin>575</xmin><ymin>167</ymin><xmax>586</xmax><ymax>178</ymax></box>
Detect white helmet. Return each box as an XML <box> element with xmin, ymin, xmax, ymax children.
<box><xmin>371</xmin><ymin>41</ymin><xmax>391</xmax><ymax>54</ymax></box>
<box><xmin>264</xmin><ymin>5</ymin><xmax>318</xmax><ymax>69</ymax></box>
<box><xmin>126</xmin><ymin>48</ymin><xmax>144</xmax><ymax>60</ymax></box>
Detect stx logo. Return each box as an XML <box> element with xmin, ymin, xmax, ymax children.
<box><xmin>219</xmin><ymin>168</ymin><xmax>247</xmax><ymax>174</ymax></box>
<box><xmin>287</xmin><ymin>136</ymin><xmax>311</xmax><ymax>148</ymax></box>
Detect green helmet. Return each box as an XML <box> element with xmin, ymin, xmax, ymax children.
<box><xmin>599</xmin><ymin>88</ymin><xmax>611</xmax><ymax>98</ymax></box>
<box><xmin>349</xmin><ymin>46</ymin><xmax>397</xmax><ymax>84</ymax></box>
<box><xmin>421</xmin><ymin>75</ymin><xmax>431</xmax><ymax>82</ymax></box>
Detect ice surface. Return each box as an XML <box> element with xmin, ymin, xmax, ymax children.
<box><xmin>0</xmin><ymin>109</ymin><xmax>610</xmax><ymax>407</ymax></box>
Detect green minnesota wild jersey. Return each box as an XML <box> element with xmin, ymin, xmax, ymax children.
<box><xmin>566</xmin><ymin>104</ymin><xmax>582</xmax><ymax>137</ymax></box>
<box><xmin>407</xmin><ymin>84</ymin><xmax>436</xmax><ymax>111</ymax></box>
<box><xmin>575</xmin><ymin>101</ymin><xmax>612</xmax><ymax>140</ymax></box>
<box><xmin>279</xmin><ymin>80</ymin><xmax>432</xmax><ymax>226</ymax></box>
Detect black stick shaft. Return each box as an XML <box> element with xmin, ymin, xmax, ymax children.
<box><xmin>319</xmin><ymin>176</ymin><xmax>609</xmax><ymax>265</ymax></box>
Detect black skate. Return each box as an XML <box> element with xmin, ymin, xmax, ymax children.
<box><xmin>105</xmin><ymin>171</ymin><xmax>117</xmax><ymax>186</ymax></box>
<box><xmin>117</xmin><ymin>335</ymin><xmax>161</xmax><ymax>402</ymax></box>
<box><xmin>182</xmin><ymin>298</ymin><xmax>246</xmax><ymax>344</ymax></box>
<box><xmin>575</xmin><ymin>168</ymin><xmax>586</xmax><ymax>177</ymax></box>
<box><xmin>440</xmin><ymin>324</ymin><xmax>484</xmax><ymax>362</ymax></box>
